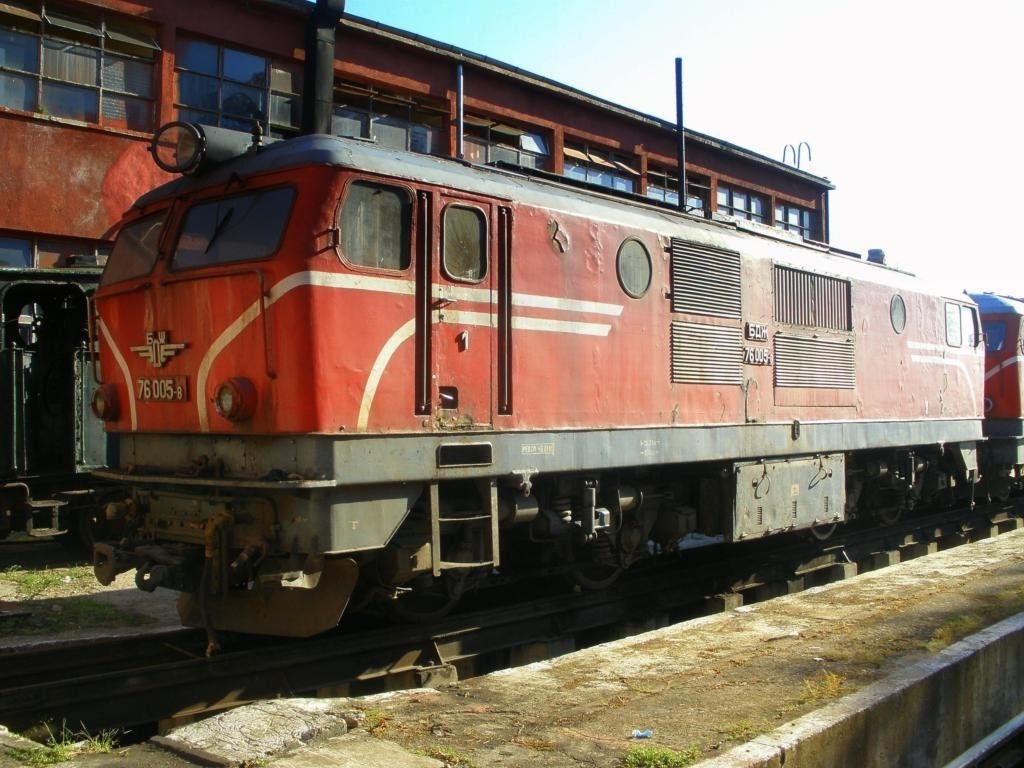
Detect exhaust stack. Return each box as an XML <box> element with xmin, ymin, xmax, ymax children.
<box><xmin>302</xmin><ymin>0</ymin><xmax>345</xmax><ymax>136</ymax></box>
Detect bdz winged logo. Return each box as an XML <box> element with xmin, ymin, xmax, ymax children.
<box><xmin>131</xmin><ymin>331</ymin><xmax>186</xmax><ymax>368</ymax></box>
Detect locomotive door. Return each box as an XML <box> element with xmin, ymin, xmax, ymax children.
<box><xmin>426</xmin><ymin>194</ymin><xmax>497</xmax><ymax>428</ymax></box>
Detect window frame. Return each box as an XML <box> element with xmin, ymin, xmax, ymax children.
<box><xmin>774</xmin><ymin>201</ymin><xmax>815</xmax><ymax>239</ymax></box>
<box><xmin>2</xmin><ymin>230</ymin><xmax>110</xmax><ymax>270</ymax></box>
<box><xmin>330</xmin><ymin>79</ymin><xmax>446</xmax><ymax>155</ymax></box>
<box><xmin>563</xmin><ymin>142</ymin><xmax>637</xmax><ymax>193</ymax></box>
<box><xmin>615</xmin><ymin>237</ymin><xmax>652</xmax><ymax>299</ymax></box>
<box><xmin>335</xmin><ymin>177</ymin><xmax>414</xmax><ymax>276</ymax></box>
<box><xmin>100</xmin><ymin>209</ymin><xmax>167</xmax><ymax>285</ymax></box>
<box><xmin>716</xmin><ymin>184</ymin><xmax>766</xmax><ymax>223</ymax></box>
<box><xmin>441</xmin><ymin>202</ymin><xmax>488</xmax><ymax>285</ymax></box>
<box><xmin>983</xmin><ymin>320</ymin><xmax>1007</xmax><ymax>353</ymax></box>
<box><xmin>462</xmin><ymin>117</ymin><xmax>550</xmax><ymax>170</ymax></box>
<box><xmin>174</xmin><ymin>35</ymin><xmax>302</xmax><ymax>139</ymax></box>
<box><xmin>889</xmin><ymin>294</ymin><xmax>907</xmax><ymax>334</ymax></box>
<box><xmin>0</xmin><ymin>2</ymin><xmax>158</xmax><ymax>132</ymax></box>
<box><xmin>646</xmin><ymin>167</ymin><xmax>709</xmax><ymax>211</ymax></box>
<box><xmin>945</xmin><ymin>302</ymin><xmax>963</xmax><ymax>347</ymax></box>
<box><xmin>169</xmin><ymin>185</ymin><xmax>296</xmax><ymax>274</ymax></box>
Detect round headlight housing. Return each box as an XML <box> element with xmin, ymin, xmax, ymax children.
<box><xmin>91</xmin><ymin>384</ymin><xmax>119</xmax><ymax>421</ymax></box>
<box><xmin>213</xmin><ymin>377</ymin><xmax>257</xmax><ymax>421</ymax></box>
<box><xmin>150</xmin><ymin>121</ymin><xmax>205</xmax><ymax>175</ymax></box>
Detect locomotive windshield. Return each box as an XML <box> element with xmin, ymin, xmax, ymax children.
<box><xmin>172</xmin><ymin>187</ymin><xmax>295</xmax><ymax>270</ymax></box>
<box><xmin>983</xmin><ymin>321</ymin><xmax>1006</xmax><ymax>352</ymax></box>
<box><xmin>102</xmin><ymin>211</ymin><xmax>166</xmax><ymax>286</ymax></box>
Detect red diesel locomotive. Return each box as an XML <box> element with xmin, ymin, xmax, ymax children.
<box><xmin>973</xmin><ymin>293</ymin><xmax>1024</xmax><ymax>500</ymax></box>
<box><xmin>88</xmin><ymin>115</ymin><xmax>993</xmax><ymax>637</ymax></box>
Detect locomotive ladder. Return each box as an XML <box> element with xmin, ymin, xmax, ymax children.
<box><xmin>429</xmin><ymin>480</ymin><xmax>501</xmax><ymax>577</ymax></box>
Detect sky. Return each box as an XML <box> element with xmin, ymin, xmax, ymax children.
<box><xmin>344</xmin><ymin>0</ymin><xmax>1023</xmax><ymax>298</ymax></box>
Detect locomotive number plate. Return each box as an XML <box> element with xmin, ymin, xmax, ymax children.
<box><xmin>743</xmin><ymin>347</ymin><xmax>773</xmax><ymax>366</ymax></box>
<box><xmin>136</xmin><ymin>376</ymin><xmax>188</xmax><ymax>402</ymax></box>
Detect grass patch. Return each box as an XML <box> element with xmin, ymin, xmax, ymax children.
<box><xmin>924</xmin><ymin>613</ymin><xmax>985</xmax><ymax>652</ymax></box>
<box><xmin>716</xmin><ymin>719</ymin><xmax>758</xmax><ymax>743</ymax></box>
<box><xmin>360</xmin><ymin>708</ymin><xmax>390</xmax><ymax>736</ymax></box>
<box><xmin>424</xmin><ymin>745</ymin><xmax>477</xmax><ymax>767</ymax></box>
<box><xmin>509</xmin><ymin>735</ymin><xmax>556</xmax><ymax>750</ymax></box>
<box><xmin>800</xmin><ymin>669</ymin><xmax>846</xmax><ymax>703</ymax></box>
<box><xmin>0</xmin><ymin>597</ymin><xmax>156</xmax><ymax>636</ymax></box>
<box><xmin>6</xmin><ymin>724</ymin><xmax>117</xmax><ymax>766</ymax></box>
<box><xmin>1</xmin><ymin>565</ymin><xmax>94</xmax><ymax>599</ymax></box>
<box><xmin>621</xmin><ymin>745</ymin><xmax>702</xmax><ymax>768</ymax></box>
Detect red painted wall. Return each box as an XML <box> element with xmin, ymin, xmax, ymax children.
<box><xmin>0</xmin><ymin>0</ymin><xmax>829</xmax><ymax>247</ymax></box>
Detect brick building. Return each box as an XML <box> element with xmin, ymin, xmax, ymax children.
<box><xmin>0</xmin><ymin>0</ymin><xmax>833</xmax><ymax>268</ymax></box>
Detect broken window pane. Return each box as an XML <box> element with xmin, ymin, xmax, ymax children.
<box><xmin>443</xmin><ymin>206</ymin><xmax>486</xmax><ymax>282</ymax></box>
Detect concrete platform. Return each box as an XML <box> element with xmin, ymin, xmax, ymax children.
<box><xmin>92</xmin><ymin>526</ymin><xmax>1024</xmax><ymax>767</ymax></box>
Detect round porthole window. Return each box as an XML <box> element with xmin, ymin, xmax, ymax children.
<box><xmin>617</xmin><ymin>238</ymin><xmax>651</xmax><ymax>299</ymax></box>
<box><xmin>890</xmin><ymin>294</ymin><xmax>907</xmax><ymax>334</ymax></box>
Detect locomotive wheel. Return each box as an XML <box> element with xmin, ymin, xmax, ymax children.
<box><xmin>385</xmin><ymin>573</ymin><xmax>465</xmax><ymax>623</ymax></box>
<box><xmin>874</xmin><ymin>506</ymin><xmax>902</xmax><ymax>526</ymax></box>
<box><xmin>568</xmin><ymin>532</ymin><xmax>623</xmax><ymax>590</ymax></box>
<box><xmin>569</xmin><ymin>561</ymin><xmax>623</xmax><ymax>590</ymax></box>
<box><xmin>808</xmin><ymin>521</ymin><xmax>838</xmax><ymax>541</ymax></box>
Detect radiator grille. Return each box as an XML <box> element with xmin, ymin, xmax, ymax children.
<box><xmin>774</xmin><ymin>265</ymin><xmax>851</xmax><ymax>331</ymax></box>
<box><xmin>671</xmin><ymin>322</ymin><xmax>743</xmax><ymax>385</ymax></box>
<box><xmin>671</xmin><ymin>238</ymin><xmax>742</xmax><ymax>318</ymax></box>
<box><xmin>774</xmin><ymin>335</ymin><xmax>855</xmax><ymax>389</ymax></box>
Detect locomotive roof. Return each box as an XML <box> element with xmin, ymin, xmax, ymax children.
<box><xmin>135</xmin><ymin>133</ymin><xmax>971</xmax><ymax>303</ymax></box>
<box><xmin>970</xmin><ymin>293</ymin><xmax>1024</xmax><ymax>316</ymax></box>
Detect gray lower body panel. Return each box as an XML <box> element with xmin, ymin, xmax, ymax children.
<box><xmin>114</xmin><ymin>418</ymin><xmax>984</xmax><ymax>486</ymax></box>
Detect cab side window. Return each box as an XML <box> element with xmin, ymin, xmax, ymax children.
<box><xmin>945</xmin><ymin>302</ymin><xmax>962</xmax><ymax>347</ymax></box>
<box><xmin>339</xmin><ymin>181</ymin><xmax>411</xmax><ymax>271</ymax></box>
<box><xmin>961</xmin><ymin>306</ymin><xmax>977</xmax><ymax>348</ymax></box>
<box><xmin>442</xmin><ymin>205</ymin><xmax>487</xmax><ymax>282</ymax></box>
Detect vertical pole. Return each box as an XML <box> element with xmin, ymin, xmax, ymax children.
<box><xmin>675</xmin><ymin>57</ymin><xmax>686</xmax><ymax>211</ymax></box>
<box><xmin>456</xmin><ymin>64</ymin><xmax>465</xmax><ymax>160</ymax></box>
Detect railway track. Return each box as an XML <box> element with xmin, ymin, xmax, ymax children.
<box><xmin>1</xmin><ymin>500</ymin><xmax>1020</xmax><ymax>735</ymax></box>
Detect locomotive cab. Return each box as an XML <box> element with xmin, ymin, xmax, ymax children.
<box><xmin>971</xmin><ymin>293</ymin><xmax>1024</xmax><ymax>500</ymax></box>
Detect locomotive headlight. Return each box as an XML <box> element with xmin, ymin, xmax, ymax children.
<box><xmin>91</xmin><ymin>384</ymin><xmax>119</xmax><ymax>421</ymax></box>
<box><xmin>150</xmin><ymin>122</ymin><xmax>205</xmax><ymax>175</ymax></box>
<box><xmin>213</xmin><ymin>377</ymin><xmax>257</xmax><ymax>421</ymax></box>
<box><xmin>150</xmin><ymin>121</ymin><xmax>263</xmax><ymax>176</ymax></box>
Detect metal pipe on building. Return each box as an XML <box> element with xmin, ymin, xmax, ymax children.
<box><xmin>456</xmin><ymin>64</ymin><xmax>465</xmax><ymax>160</ymax></box>
<box><xmin>302</xmin><ymin>0</ymin><xmax>345</xmax><ymax>136</ymax></box>
<box><xmin>675</xmin><ymin>56</ymin><xmax>686</xmax><ymax>212</ymax></box>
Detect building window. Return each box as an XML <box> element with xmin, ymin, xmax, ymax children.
<box><xmin>716</xmin><ymin>184</ymin><xmax>765</xmax><ymax>223</ymax></box>
<box><xmin>0</xmin><ymin>2</ymin><xmax>157</xmax><ymax>131</ymax></box>
<box><xmin>175</xmin><ymin>36</ymin><xmax>302</xmax><ymax>138</ymax></box>
<box><xmin>0</xmin><ymin>232</ymin><xmax>110</xmax><ymax>268</ymax></box>
<box><xmin>331</xmin><ymin>80</ymin><xmax>444</xmax><ymax>155</ymax></box>
<box><xmin>563</xmin><ymin>143</ymin><xmax>637</xmax><ymax>192</ymax></box>
<box><xmin>646</xmin><ymin>167</ymin><xmax>709</xmax><ymax>211</ymax></box>
<box><xmin>463</xmin><ymin>117</ymin><xmax>549</xmax><ymax>169</ymax></box>
<box><xmin>775</xmin><ymin>202</ymin><xmax>814</xmax><ymax>239</ymax></box>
